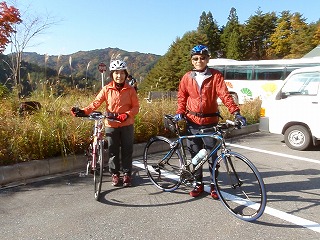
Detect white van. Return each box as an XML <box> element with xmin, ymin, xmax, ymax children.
<box><xmin>259</xmin><ymin>66</ymin><xmax>320</xmax><ymax>150</ymax></box>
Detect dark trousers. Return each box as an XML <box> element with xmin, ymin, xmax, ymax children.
<box><xmin>105</xmin><ymin>124</ymin><xmax>134</xmax><ymax>176</ymax></box>
<box><xmin>186</xmin><ymin>121</ymin><xmax>217</xmax><ymax>183</ymax></box>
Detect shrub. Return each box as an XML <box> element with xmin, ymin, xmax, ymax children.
<box><xmin>219</xmin><ymin>98</ymin><xmax>262</xmax><ymax>125</ymax></box>
<box><xmin>0</xmin><ymin>84</ymin><xmax>9</xmax><ymax>99</ymax></box>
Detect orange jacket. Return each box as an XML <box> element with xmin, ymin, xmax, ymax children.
<box><xmin>177</xmin><ymin>68</ymin><xmax>239</xmax><ymax>125</ymax></box>
<box><xmin>83</xmin><ymin>81</ymin><xmax>139</xmax><ymax>128</ymax></box>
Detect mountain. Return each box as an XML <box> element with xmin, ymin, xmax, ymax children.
<box><xmin>21</xmin><ymin>48</ymin><xmax>161</xmax><ymax>81</ymax></box>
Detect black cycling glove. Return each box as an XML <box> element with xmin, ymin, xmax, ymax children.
<box><xmin>71</xmin><ymin>107</ymin><xmax>87</xmax><ymax>117</ymax></box>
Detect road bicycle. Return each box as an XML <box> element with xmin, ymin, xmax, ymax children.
<box><xmin>77</xmin><ymin>111</ymin><xmax>108</xmax><ymax>201</ymax></box>
<box><xmin>143</xmin><ymin>114</ymin><xmax>267</xmax><ymax>221</ymax></box>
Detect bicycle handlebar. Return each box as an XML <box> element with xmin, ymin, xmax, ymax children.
<box><xmin>200</xmin><ymin>119</ymin><xmax>241</xmax><ymax>134</ymax></box>
<box><xmin>76</xmin><ymin>111</ymin><xmax>121</xmax><ymax>122</ymax></box>
<box><xmin>164</xmin><ymin>114</ymin><xmax>242</xmax><ymax>136</ymax></box>
<box><xmin>88</xmin><ymin>112</ymin><xmax>107</xmax><ymax>121</ymax></box>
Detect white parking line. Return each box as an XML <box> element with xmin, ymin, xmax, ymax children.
<box><xmin>133</xmin><ymin>145</ymin><xmax>320</xmax><ymax>233</ymax></box>
<box><xmin>226</xmin><ymin>143</ymin><xmax>320</xmax><ymax>232</ymax></box>
<box><xmin>228</xmin><ymin>143</ymin><xmax>320</xmax><ymax>164</ymax></box>
<box><xmin>264</xmin><ymin>206</ymin><xmax>320</xmax><ymax>233</ymax></box>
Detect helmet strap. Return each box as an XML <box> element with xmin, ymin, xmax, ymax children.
<box><xmin>115</xmin><ymin>82</ymin><xmax>125</xmax><ymax>91</ymax></box>
<box><xmin>194</xmin><ymin>67</ymin><xmax>208</xmax><ymax>73</ymax></box>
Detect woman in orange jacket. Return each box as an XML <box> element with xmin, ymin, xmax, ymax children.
<box><xmin>71</xmin><ymin>59</ymin><xmax>139</xmax><ymax>187</ymax></box>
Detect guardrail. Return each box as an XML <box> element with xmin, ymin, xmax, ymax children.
<box><xmin>144</xmin><ymin>91</ymin><xmax>177</xmax><ymax>103</ymax></box>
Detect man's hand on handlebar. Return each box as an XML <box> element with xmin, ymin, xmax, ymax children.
<box><xmin>71</xmin><ymin>107</ymin><xmax>87</xmax><ymax>117</ymax></box>
<box><xmin>233</xmin><ymin>111</ymin><xmax>247</xmax><ymax>128</ymax></box>
<box><xmin>174</xmin><ymin>113</ymin><xmax>184</xmax><ymax>122</ymax></box>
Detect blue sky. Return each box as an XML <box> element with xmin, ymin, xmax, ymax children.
<box><xmin>6</xmin><ymin>0</ymin><xmax>320</xmax><ymax>56</ymax></box>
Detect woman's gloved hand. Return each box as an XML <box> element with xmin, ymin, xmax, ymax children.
<box><xmin>116</xmin><ymin>113</ymin><xmax>128</xmax><ymax>122</ymax></box>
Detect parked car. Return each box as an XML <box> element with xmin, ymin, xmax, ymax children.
<box><xmin>259</xmin><ymin>66</ymin><xmax>320</xmax><ymax>150</ymax></box>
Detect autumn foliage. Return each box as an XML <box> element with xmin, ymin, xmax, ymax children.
<box><xmin>0</xmin><ymin>1</ymin><xmax>21</xmax><ymax>53</ymax></box>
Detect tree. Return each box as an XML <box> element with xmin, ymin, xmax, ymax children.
<box><xmin>242</xmin><ymin>8</ymin><xmax>277</xmax><ymax>60</ymax></box>
<box><xmin>5</xmin><ymin>2</ymin><xmax>57</xmax><ymax>98</ymax></box>
<box><xmin>140</xmin><ymin>31</ymin><xmax>208</xmax><ymax>93</ymax></box>
<box><xmin>197</xmin><ymin>11</ymin><xmax>220</xmax><ymax>58</ymax></box>
<box><xmin>220</xmin><ymin>7</ymin><xmax>243</xmax><ymax>59</ymax></box>
<box><xmin>266</xmin><ymin>11</ymin><xmax>292</xmax><ymax>59</ymax></box>
<box><xmin>0</xmin><ymin>1</ymin><xmax>21</xmax><ymax>53</ymax></box>
<box><xmin>311</xmin><ymin>21</ymin><xmax>320</xmax><ymax>46</ymax></box>
<box><xmin>287</xmin><ymin>13</ymin><xmax>314</xmax><ymax>58</ymax></box>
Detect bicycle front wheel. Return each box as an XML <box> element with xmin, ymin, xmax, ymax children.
<box><xmin>94</xmin><ymin>140</ymin><xmax>104</xmax><ymax>201</ymax></box>
<box><xmin>143</xmin><ymin>136</ymin><xmax>183</xmax><ymax>192</ymax></box>
<box><xmin>213</xmin><ymin>152</ymin><xmax>267</xmax><ymax>221</ymax></box>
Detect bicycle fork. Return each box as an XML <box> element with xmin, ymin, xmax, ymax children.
<box><xmin>152</xmin><ymin>147</ymin><xmax>176</xmax><ymax>175</ymax></box>
<box><xmin>221</xmin><ymin>152</ymin><xmax>243</xmax><ymax>189</ymax></box>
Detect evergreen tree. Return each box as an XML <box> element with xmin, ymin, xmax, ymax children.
<box><xmin>287</xmin><ymin>13</ymin><xmax>314</xmax><ymax>58</ymax></box>
<box><xmin>242</xmin><ymin>8</ymin><xmax>277</xmax><ymax>59</ymax></box>
<box><xmin>139</xmin><ymin>31</ymin><xmax>208</xmax><ymax>93</ymax></box>
<box><xmin>220</xmin><ymin>7</ymin><xmax>242</xmax><ymax>59</ymax></box>
<box><xmin>267</xmin><ymin>11</ymin><xmax>292</xmax><ymax>59</ymax></box>
<box><xmin>197</xmin><ymin>11</ymin><xmax>220</xmax><ymax>58</ymax></box>
<box><xmin>311</xmin><ymin>21</ymin><xmax>320</xmax><ymax>46</ymax></box>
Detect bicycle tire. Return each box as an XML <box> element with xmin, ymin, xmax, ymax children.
<box><xmin>143</xmin><ymin>136</ymin><xmax>183</xmax><ymax>192</ymax></box>
<box><xmin>213</xmin><ymin>152</ymin><xmax>267</xmax><ymax>221</ymax></box>
<box><xmin>94</xmin><ymin>140</ymin><xmax>104</xmax><ymax>201</ymax></box>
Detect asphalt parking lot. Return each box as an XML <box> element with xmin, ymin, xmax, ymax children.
<box><xmin>1</xmin><ymin>131</ymin><xmax>320</xmax><ymax>239</ymax></box>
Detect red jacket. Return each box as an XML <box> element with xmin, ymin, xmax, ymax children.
<box><xmin>177</xmin><ymin>68</ymin><xmax>239</xmax><ymax>125</ymax></box>
<box><xmin>84</xmin><ymin>81</ymin><xmax>139</xmax><ymax>128</ymax></box>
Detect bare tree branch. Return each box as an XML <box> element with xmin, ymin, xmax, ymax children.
<box><xmin>6</xmin><ymin>1</ymin><xmax>60</xmax><ymax>98</ymax></box>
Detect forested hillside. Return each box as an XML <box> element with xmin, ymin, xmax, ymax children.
<box><xmin>21</xmin><ymin>48</ymin><xmax>160</xmax><ymax>82</ymax></box>
<box><xmin>0</xmin><ymin>48</ymin><xmax>160</xmax><ymax>97</ymax></box>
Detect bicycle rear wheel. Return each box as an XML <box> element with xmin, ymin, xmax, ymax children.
<box><xmin>213</xmin><ymin>152</ymin><xmax>267</xmax><ymax>221</ymax></box>
<box><xmin>143</xmin><ymin>136</ymin><xmax>183</xmax><ymax>192</ymax></box>
<box><xmin>94</xmin><ymin>140</ymin><xmax>104</xmax><ymax>201</ymax></box>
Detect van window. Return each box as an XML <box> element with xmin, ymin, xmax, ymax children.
<box><xmin>281</xmin><ymin>72</ymin><xmax>320</xmax><ymax>96</ymax></box>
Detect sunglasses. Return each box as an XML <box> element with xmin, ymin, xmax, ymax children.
<box><xmin>192</xmin><ymin>56</ymin><xmax>207</xmax><ymax>61</ymax></box>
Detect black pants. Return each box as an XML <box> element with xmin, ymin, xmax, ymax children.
<box><xmin>186</xmin><ymin>121</ymin><xmax>218</xmax><ymax>183</ymax></box>
<box><xmin>105</xmin><ymin>124</ymin><xmax>134</xmax><ymax>176</ymax></box>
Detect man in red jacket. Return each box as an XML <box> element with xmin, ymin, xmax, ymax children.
<box><xmin>175</xmin><ymin>45</ymin><xmax>246</xmax><ymax>198</ymax></box>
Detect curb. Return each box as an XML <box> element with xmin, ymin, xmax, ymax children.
<box><xmin>0</xmin><ymin>124</ymin><xmax>259</xmax><ymax>187</ymax></box>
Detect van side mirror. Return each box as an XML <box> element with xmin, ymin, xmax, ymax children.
<box><xmin>275</xmin><ymin>91</ymin><xmax>284</xmax><ymax>100</ymax></box>
<box><xmin>280</xmin><ymin>92</ymin><xmax>288</xmax><ymax>99</ymax></box>
<box><xmin>276</xmin><ymin>91</ymin><xmax>288</xmax><ymax>100</ymax></box>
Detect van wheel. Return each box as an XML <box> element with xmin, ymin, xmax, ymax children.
<box><xmin>284</xmin><ymin>125</ymin><xmax>312</xmax><ymax>151</ymax></box>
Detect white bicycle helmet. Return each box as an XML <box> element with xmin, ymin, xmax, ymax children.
<box><xmin>109</xmin><ymin>60</ymin><xmax>127</xmax><ymax>71</ymax></box>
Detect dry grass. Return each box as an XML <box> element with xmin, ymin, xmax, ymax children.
<box><xmin>219</xmin><ymin>98</ymin><xmax>262</xmax><ymax>125</ymax></box>
<box><xmin>0</xmin><ymin>90</ymin><xmax>261</xmax><ymax>166</ymax></box>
